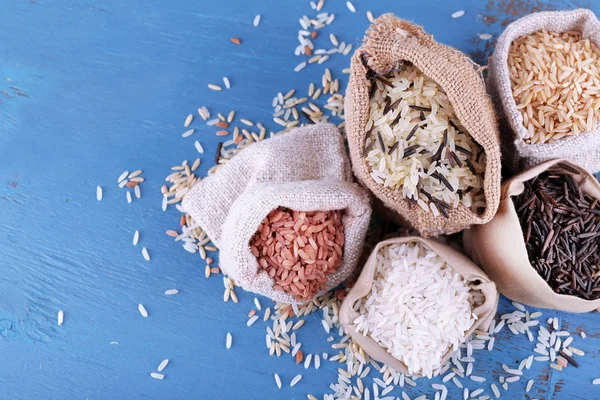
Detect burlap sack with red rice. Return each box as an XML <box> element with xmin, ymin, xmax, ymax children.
<box><xmin>489</xmin><ymin>9</ymin><xmax>600</xmax><ymax>173</ymax></box>
<box><xmin>339</xmin><ymin>236</ymin><xmax>498</xmax><ymax>376</ymax></box>
<box><xmin>183</xmin><ymin>123</ymin><xmax>372</xmax><ymax>303</ymax></box>
<box><xmin>464</xmin><ymin>159</ymin><xmax>600</xmax><ymax>312</ymax></box>
<box><xmin>345</xmin><ymin>14</ymin><xmax>502</xmax><ymax>237</ymax></box>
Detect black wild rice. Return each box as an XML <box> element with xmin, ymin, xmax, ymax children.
<box><xmin>406</xmin><ymin>124</ymin><xmax>419</xmax><ymax>141</ymax></box>
<box><xmin>514</xmin><ymin>169</ymin><xmax>600</xmax><ymax>300</ymax></box>
<box><xmin>409</xmin><ymin>105</ymin><xmax>432</xmax><ymax>112</ymax></box>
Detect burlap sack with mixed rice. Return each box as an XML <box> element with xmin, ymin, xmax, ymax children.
<box><xmin>488</xmin><ymin>9</ymin><xmax>600</xmax><ymax>173</ymax></box>
<box><xmin>464</xmin><ymin>159</ymin><xmax>600</xmax><ymax>312</ymax></box>
<box><xmin>182</xmin><ymin>123</ymin><xmax>372</xmax><ymax>303</ymax></box>
<box><xmin>345</xmin><ymin>14</ymin><xmax>502</xmax><ymax>237</ymax></box>
<box><xmin>339</xmin><ymin>237</ymin><xmax>498</xmax><ymax>376</ymax></box>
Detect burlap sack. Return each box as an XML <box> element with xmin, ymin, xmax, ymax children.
<box><xmin>340</xmin><ymin>237</ymin><xmax>499</xmax><ymax>376</ymax></box>
<box><xmin>345</xmin><ymin>14</ymin><xmax>502</xmax><ymax>237</ymax></box>
<box><xmin>182</xmin><ymin>123</ymin><xmax>372</xmax><ymax>303</ymax></box>
<box><xmin>489</xmin><ymin>9</ymin><xmax>600</xmax><ymax>173</ymax></box>
<box><xmin>464</xmin><ymin>159</ymin><xmax>600</xmax><ymax>312</ymax></box>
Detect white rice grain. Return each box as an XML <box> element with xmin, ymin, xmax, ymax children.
<box><xmin>184</xmin><ymin>114</ymin><xmax>193</xmax><ymax>127</ymax></box>
<box><xmin>294</xmin><ymin>62</ymin><xmax>307</xmax><ymax>72</ymax></box>
<box><xmin>128</xmin><ymin>170</ymin><xmax>142</xmax><ymax>179</ymax></box>
<box><xmin>452</xmin><ymin>10</ymin><xmax>465</xmax><ymax>18</ymax></box>
<box><xmin>367</xmin><ymin>10</ymin><xmax>375</xmax><ymax>22</ymax></box>
<box><xmin>142</xmin><ymin>247</ymin><xmax>150</xmax><ymax>261</ymax></box>
<box><xmin>304</xmin><ymin>353</ymin><xmax>312</xmax><ymax>369</ymax></box>
<box><xmin>157</xmin><ymin>359</ymin><xmax>169</xmax><ymax>372</ymax></box>
<box><xmin>150</xmin><ymin>372</ymin><xmax>164</xmax><ymax>380</ymax></box>
<box><xmin>549</xmin><ymin>363</ymin><xmax>562</xmax><ymax>371</ymax></box>
<box><xmin>118</xmin><ymin>170</ymin><xmax>129</xmax><ymax>182</ymax></box>
<box><xmin>290</xmin><ymin>374</ymin><xmax>302</xmax><ymax>387</ymax></box>
<box><xmin>138</xmin><ymin>304</ymin><xmax>148</xmax><ymax>317</ymax></box>
<box><xmin>165</xmin><ymin>289</ymin><xmax>179</xmax><ymax>295</ymax></box>
<box><xmin>223</xmin><ymin>77</ymin><xmax>231</xmax><ymax>89</ymax></box>
<box><xmin>182</xmin><ymin>129</ymin><xmax>195</xmax><ymax>138</ymax></box>
<box><xmin>346</xmin><ymin>1</ymin><xmax>356</xmax><ymax>12</ymax></box>
<box><xmin>274</xmin><ymin>373</ymin><xmax>282</xmax><ymax>389</ymax></box>
<box><xmin>96</xmin><ymin>186</ymin><xmax>103</xmax><ymax>201</ymax></box>
<box><xmin>491</xmin><ymin>383</ymin><xmax>500</xmax><ymax>398</ymax></box>
<box><xmin>208</xmin><ymin>84</ymin><xmax>222</xmax><ymax>91</ymax></box>
<box><xmin>57</xmin><ymin>310</ymin><xmax>64</xmax><ymax>326</ymax></box>
<box><xmin>526</xmin><ymin>379</ymin><xmax>534</xmax><ymax>393</ymax></box>
<box><xmin>253</xmin><ymin>14</ymin><xmax>261</xmax><ymax>27</ymax></box>
<box><xmin>133</xmin><ymin>230</ymin><xmax>139</xmax><ymax>246</ymax></box>
<box><xmin>226</xmin><ymin>332</ymin><xmax>232</xmax><ymax>349</ymax></box>
<box><xmin>198</xmin><ymin>106</ymin><xmax>210</xmax><ymax>120</ymax></box>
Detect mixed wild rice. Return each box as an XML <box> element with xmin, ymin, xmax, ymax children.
<box><xmin>364</xmin><ymin>64</ymin><xmax>487</xmax><ymax>217</ymax></box>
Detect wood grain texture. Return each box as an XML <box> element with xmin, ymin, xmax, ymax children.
<box><xmin>0</xmin><ymin>0</ymin><xmax>598</xmax><ymax>399</ymax></box>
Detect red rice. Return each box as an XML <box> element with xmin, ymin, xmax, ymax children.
<box><xmin>249</xmin><ymin>207</ymin><xmax>344</xmax><ymax>301</ymax></box>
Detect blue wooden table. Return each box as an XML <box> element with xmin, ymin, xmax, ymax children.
<box><xmin>1</xmin><ymin>0</ymin><xmax>599</xmax><ymax>399</ymax></box>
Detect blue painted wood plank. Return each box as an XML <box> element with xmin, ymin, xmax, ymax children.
<box><xmin>1</xmin><ymin>0</ymin><xmax>598</xmax><ymax>399</ymax></box>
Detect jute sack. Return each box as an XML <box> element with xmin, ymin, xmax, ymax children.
<box><xmin>464</xmin><ymin>159</ymin><xmax>600</xmax><ymax>312</ymax></box>
<box><xmin>489</xmin><ymin>9</ymin><xmax>600</xmax><ymax>173</ymax></box>
<box><xmin>339</xmin><ymin>237</ymin><xmax>499</xmax><ymax>376</ymax></box>
<box><xmin>182</xmin><ymin>123</ymin><xmax>372</xmax><ymax>303</ymax></box>
<box><xmin>345</xmin><ymin>14</ymin><xmax>502</xmax><ymax>237</ymax></box>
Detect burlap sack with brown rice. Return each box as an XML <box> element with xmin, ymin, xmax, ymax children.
<box><xmin>182</xmin><ymin>123</ymin><xmax>372</xmax><ymax>303</ymax></box>
<box><xmin>464</xmin><ymin>159</ymin><xmax>600</xmax><ymax>312</ymax></box>
<box><xmin>488</xmin><ymin>9</ymin><xmax>600</xmax><ymax>173</ymax></box>
<box><xmin>339</xmin><ymin>236</ymin><xmax>498</xmax><ymax>376</ymax></box>
<box><xmin>345</xmin><ymin>14</ymin><xmax>502</xmax><ymax>237</ymax></box>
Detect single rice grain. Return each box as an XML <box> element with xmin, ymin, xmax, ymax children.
<box><xmin>138</xmin><ymin>304</ymin><xmax>148</xmax><ymax>317</ymax></box>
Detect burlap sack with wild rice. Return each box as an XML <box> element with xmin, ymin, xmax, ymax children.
<box><xmin>464</xmin><ymin>159</ymin><xmax>600</xmax><ymax>312</ymax></box>
<box><xmin>182</xmin><ymin>123</ymin><xmax>372</xmax><ymax>303</ymax></box>
<box><xmin>345</xmin><ymin>14</ymin><xmax>502</xmax><ymax>237</ymax></box>
<box><xmin>489</xmin><ymin>9</ymin><xmax>600</xmax><ymax>173</ymax></box>
<box><xmin>339</xmin><ymin>236</ymin><xmax>498</xmax><ymax>376</ymax></box>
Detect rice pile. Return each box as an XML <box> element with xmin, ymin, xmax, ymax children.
<box><xmin>353</xmin><ymin>242</ymin><xmax>482</xmax><ymax>378</ymax></box>
<box><xmin>249</xmin><ymin>207</ymin><xmax>345</xmax><ymax>301</ymax></box>
<box><xmin>508</xmin><ymin>29</ymin><xmax>600</xmax><ymax>144</ymax></box>
<box><xmin>364</xmin><ymin>64</ymin><xmax>486</xmax><ymax>217</ymax></box>
<box><xmin>514</xmin><ymin>167</ymin><xmax>600</xmax><ymax>300</ymax></box>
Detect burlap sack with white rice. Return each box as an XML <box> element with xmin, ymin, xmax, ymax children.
<box><xmin>345</xmin><ymin>14</ymin><xmax>502</xmax><ymax>237</ymax></box>
<box><xmin>339</xmin><ymin>236</ymin><xmax>498</xmax><ymax>376</ymax></box>
<box><xmin>488</xmin><ymin>9</ymin><xmax>600</xmax><ymax>173</ymax></box>
<box><xmin>182</xmin><ymin>123</ymin><xmax>372</xmax><ymax>303</ymax></box>
<box><xmin>464</xmin><ymin>159</ymin><xmax>600</xmax><ymax>312</ymax></box>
